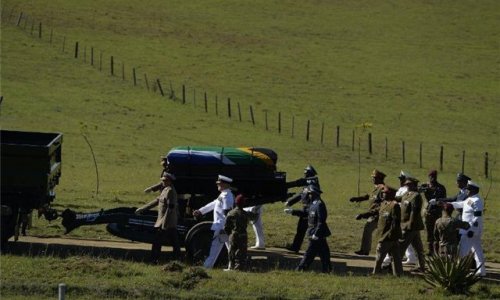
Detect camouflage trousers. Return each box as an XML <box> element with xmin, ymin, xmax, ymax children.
<box><xmin>228</xmin><ymin>233</ymin><xmax>248</xmax><ymax>270</ymax></box>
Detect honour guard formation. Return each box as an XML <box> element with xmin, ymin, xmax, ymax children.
<box><xmin>135</xmin><ymin>161</ymin><xmax>488</xmax><ymax>278</ymax></box>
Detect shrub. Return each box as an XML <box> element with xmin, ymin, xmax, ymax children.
<box><xmin>423</xmin><ymin>253</ymin><xmax>482</xmax><ymax>295</ymax></box>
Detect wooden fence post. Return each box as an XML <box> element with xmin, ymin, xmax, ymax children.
<box><xmin>461</xmin><ymin>150</ymin><xmax>465</xmax><ymax>174</ymax></box>
<box><xmin>49</xmin><ymin>29</ymin><xmax>53</xmax><ymax>45</ymax></box>
<box><xmin>215</xmin><ymin>95</ymin><xmax>218</xmax><ymax>116</ymax></box>
<box><xmin>274</xmin><ymin>111</ymin><xmax>279</xmax><ymax>134</ymax></box>
<box><xmin>83</xmin><ymin>46</ymin><xmax>86</xmax><ymax>63</ymax></box>
<box><xmin>227</xmin><ymin>98</ymin><xmax>231</xmax><ymax>118</ymax></box>
<box><xmin>237</xmin><ymin>102</ymin><xmax>242</xmax><ymax>122</ymax></box>
<box><xmin>30</xmin><ymin>19</ymin><xmax>34</xmax><ymax>35</ymax></box>
<box><xmin>90</xmin><ymin>47</ymin><xmax>94</xmax><ymax>66</ymax></box>
<box><xmin>265</xmin><ymin>110</ymin><xmax>268</xmax><ymax>130</ymax></box>
<box><xmin>321</xmin><ymin>122</ymin><xmax>324</xmax><ymax>144</ymax></box>
<box><xmin>132</xmin><ymin>68</ymin><xmax>137</xmax><ymax>86</ymax></box>
<box><xmin>74</xmin><ymin>42</ymin><xmax>79</xmax><ymax>58</ymax></box>
<box><xmin>306</xmin><ymin>120</ymin><xmax>310</xmax><ymax>141</ymax></box>
<box><xmin>144</xmin><ymin>74</ymin><xmax>149</xmax><ymax>90</ymax></box>
<box><xmin>157</xmin><ymin>79</ymin><xmax>165</xmax><ymax>96</ymax></box>
<box><xmin>385</xmin><ymin>137</ymin><xmax>388</xmax><ymax>160</ymax></box>
<box><xmin>62</xmin><ymin>36</ymin><xmax>66</xmax><ymax>53</ymax></box>
<box><xmin>368</xmin><ymin>132</ymin><xmax>372</xmax><ymax>154</ymax></box>
<box><xmin>485</xmin><ymin>152</ymin><xmax>489</xmax><ymax>178</ymax></box>
<box><xmin>291</xmin><ymin>115</ymin><xmax>295</xmax><ymax>138</ymax></box>
<box><xmin>336</xmin><ymin>126</ymin><xmax>340</xmax><ymax>147</ymax></box>
<box><xmin>24</xmin><ymin>14</ymin><xmax>28</xmax><ymax>29</ymax></box>
<box><xmin>182</xmin><ymin>85</ymin><xmax>186</xmax><ymax>104</ymax></box>
<box><xmin>351</xmin><ymin>130</ymin><xmax>355</xmax><ymax>152</ymax></box>
<box><xmin>419</xmin><ymin>143</ymin><xmax>423</xmax><ymax>168</ymax></box>
<box><xmin>169</xmin><ymin>81</ymin><xmax>175</xmax><ymax>100</ymax></box>
<box><xmin>250</xmin><ymin>105</ymin><xmax>255</xmax><ymax>125</ymax></box>
<box><xmin>402</xmin><ymin>141</ymin><xmax>406</xmax><ymax>164</ymax></box>
<box><xmin>204</xmin><ymin>92</ymin><xmax>208</xmax><ymax>113</ymax></box>
<box><xmin>38</xmin><ymin>22</ymin><xmax>42</xmax><ymax>38</ymax></box>
<box><xmin>439</xmin><ymin>146</ymin><xmax>444</xmax><ymax>171</ymax></box>
<box><xmin>110</xmin><ymin>56</ymin><xmax>114</xmax><ymax>76</ymax></box>
<box><xmin>16</xmin><ymin>12</ymin><xmax>23</xmax><ymax>26</ymax></box>
<box><xmin>122</xmin><ymin>63</ymin><xmax>125</xmax><ymax>80</ymax></box>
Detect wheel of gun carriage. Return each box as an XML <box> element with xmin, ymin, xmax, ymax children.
<box><xmin>184</xmin><ymin>221</ymin><xmax>228</xmax><ymax>267</ymax></box>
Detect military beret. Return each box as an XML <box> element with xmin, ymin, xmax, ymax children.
<box><xmin>235</xmin><ymin>194</ymin><xmax>246</xmax><ymax>206</ymax></box>
<box><xmin>428</xmin><ymin>170</ymin><xmax>438</xmax><ymax>177</ymax></box>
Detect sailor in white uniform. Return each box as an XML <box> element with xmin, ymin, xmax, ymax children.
<box><xmin>193</xmin><ymin>175</ymin><xmax>235</xmax><ymax>269</ymax></box>
<box><xmin>451</xmin><ymin>180</ymin><xmax>486</xmax><ymax>276</ymax></box>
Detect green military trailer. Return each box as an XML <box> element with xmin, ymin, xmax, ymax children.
<box><xmin>1</xmin><ymin>129</ymin><xmax>62</xmax><ymax>250</ymax></box>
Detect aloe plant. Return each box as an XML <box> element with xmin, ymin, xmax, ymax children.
<box><xmin>423</xmin><ymin>253</ymin><xmax>483</xmax><ymax>295</ymax></box>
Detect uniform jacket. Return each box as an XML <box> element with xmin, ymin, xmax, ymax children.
<box><xmin>423</xmin><ymin>182</ymin><xmax>447</xmax><ymax>216</ymax></box>
<box><xmin>376</xmin><ymin>200</ymin><xmax>402</xmax><ymax>242</ymax></box>
<box><xmin>138</xmin><ymin>185</ymin><xmax>178</xmax><ymax>230</ymax></box>
<box><xmin>451</xmin><ymin>193</ymin><xmax>484</xmax><ymax>236</ymax></box>
<box><xmin>224</xmin><ymin>207</ymin><xmax>257</xmax><ymax>236</ymax></box>
<box><xmin>307</xmin><ymin>198</ymin><xmax>331</xmax><ymax>238</ymax></box>
<box><xmin>400</xmin><ymin>191</ymin><xmax>424</xmax><ymax>231</ymax></box>
<box><xmin>199</xmin><ymin>189</ymin><xmax>235</xmax><ymax>231</ymax></box>
<box><xmin>434</xmin><ymin>216</ymin><xmax>469</xmax><ymax>248</ymax></box>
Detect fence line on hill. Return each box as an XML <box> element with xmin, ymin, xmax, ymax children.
<box><xmin>1</xmin><ymin>7</ymin><xmax>493</xmax><ymax>180</ymax></box>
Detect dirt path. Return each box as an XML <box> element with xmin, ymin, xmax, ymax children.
<box><xmin>7</xmin><ymin>235</ymin><xmax>500</xmax><ymax>282</ymax></box>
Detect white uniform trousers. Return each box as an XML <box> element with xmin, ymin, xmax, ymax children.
<box><xmin>459</xmin><ymin>234</ymin><xmax>486</xmax><ymax>276</ymax></box>
<box><xmin>203</xmin><ymin>231</ymin><xmax>230</xmax><ymax>269</ymax></box>
<box><xmin>245</xmin><ymin>206</ymin><xmax>265</xmax><ymax>248</ymax></box>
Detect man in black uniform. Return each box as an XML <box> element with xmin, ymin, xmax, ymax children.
<box><xmin>436</xmin><ymin>173</ymin><xmax>470</xmax><ymax>221</ymax></box>
<box><xmin>296</xmin><ymin>185</ymin><xmax>332</xmax><ymax>273</ymax></box>
<box><xmin>419</xmin><ymin>170</ymin><xmax>447</xmax><ymax>256</ymax></box>
<box><xmin>284</xmin><ymin>165</ymin><xmax>320</xmax><ymax>253</ymax></box>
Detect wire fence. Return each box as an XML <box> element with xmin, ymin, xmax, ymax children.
<box><xmin>1</xmin><ymin>7</ymin><xmax>495</xmax><ymax>179</ymax></box>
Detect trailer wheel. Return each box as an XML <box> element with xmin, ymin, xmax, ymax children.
<box><xmin>184</xmin><ymin>221</ymin><xmax>228</xmax><ymax>267</ymax></box>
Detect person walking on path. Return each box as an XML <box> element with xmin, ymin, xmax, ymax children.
<box><xmin>193</xmin><ymin>175</ymin><xmax>235</xmax><ymax>269</ymax></box>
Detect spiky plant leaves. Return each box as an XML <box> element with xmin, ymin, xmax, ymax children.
<box><xmin>424</xmin><ymin>253</ymin><xmax>482</xmax><ymax>295</ymax></box>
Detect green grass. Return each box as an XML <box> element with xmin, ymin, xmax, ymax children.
<box><xmin>1</xmin><ymin>1</ymin><xmax>499</xmax><ymax>298</ymax></box>
<box><xmin>1</xmin><ymin>255</ymin><xmax>499</xmax><ymax>299</ymax></box>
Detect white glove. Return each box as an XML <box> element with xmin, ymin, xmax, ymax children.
<box><xmin>135</xmin><ymin>208</ymin><xmax>143</xmax><ymax>215</ymax></box>
<box><xmin>311</xmin><ymin>235</ymin><xmax>319</xmax><ymax>240</ymax></box>
<box><xmin>428</xmin><ymin>199</ymin><xmax>437</xmax><ymax>205</ymax></box>
<box><xmin>284</xmin><ymin>208</ymin><xmax>293</xmax><ymax>214</ymax></box>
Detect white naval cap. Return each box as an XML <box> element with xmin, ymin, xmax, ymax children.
<box><xmin>466</xmin><ymin>180</ymin><xmax>480</xmax><ymax>189</ymax></box>
<box><xmin>216</xmin><ymin>174</ymin><xmax>233</xmax><ymax>184</ymax></box>
<box><xmin>398</xmin><ymin>170</ymin><xmax>412</xmax><ymax>179</ymax></box>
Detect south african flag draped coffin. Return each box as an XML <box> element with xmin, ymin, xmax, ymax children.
<box><xmin>166</xmin><ymin>146</ymin><xmax>287</xmax><ymax>202</ymax></box>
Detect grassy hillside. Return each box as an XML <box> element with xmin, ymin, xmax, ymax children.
<box><xmin>1</xmin><ymin>1</ymin><xmax>499</xmax><ymax>298</ymax></box>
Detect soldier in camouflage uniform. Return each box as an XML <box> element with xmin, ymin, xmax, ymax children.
<box><xmin>373</xmin><ymin>186</ymin><xmax>403</xmax><ymax>276</ymax></box>
<box><xmin>224</xmin><ymin>194</ymin><xmax>257</xmax><ymax>271</ymax></box>
<box><xmin>433</xmin><ymin>203</ymin><xmax>470</xmax><ymax>257</ymax></box>
<box><xmin>350</xmin><ymin>169</ymin><xmax>386</xmax><ymax>255</ymax></box>
<box><xmin>399</xmin><ymin>177</ymin><xmax>426</xmax><ymax>272</ymax></box>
